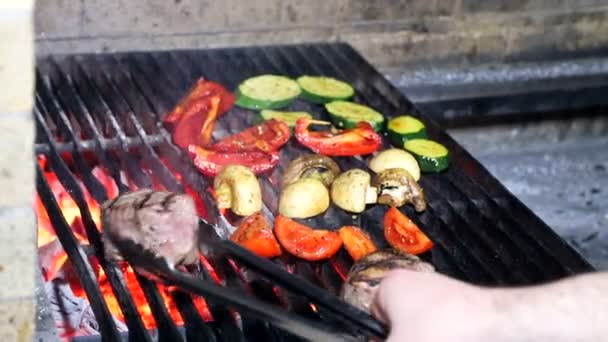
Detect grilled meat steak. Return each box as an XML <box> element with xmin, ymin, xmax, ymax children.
<box><xmin>340</xmin><ymin>248</ymin><xmax>435</xmax><ymax>313</ymax></box>
<box><xmin>101</xmin><ymin>189</ymin><xmax>200</xmax><ymax>266</ymax></box>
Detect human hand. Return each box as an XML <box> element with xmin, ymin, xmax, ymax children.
<box><xmin>370</xmin><ymin>269</ymin><xmax>493</xmax><ymax>342</ymax></box>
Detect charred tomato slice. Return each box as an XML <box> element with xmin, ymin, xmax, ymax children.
<box><xmin>338</xmin><ymin>226</ymin><xmax>377</xmax><ymax>261</ymax></box>
<box><xmin>274</xmin><ymin>215</ymin><xmax>342</xmax><ymax>261</ymax></box>
<box><xmin>383</xmin><ymin>207</ymin><xmax>433</xmax><ymax>255</ymax></box>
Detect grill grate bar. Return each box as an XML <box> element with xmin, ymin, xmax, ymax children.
<box><xmin>321</xmin><ymin>43</ymin><xmax>593</xmax><ymax>282</ymax></box>
<box><xmin>35</xmin><ymin>44</ymin><xmax>594</xmax><ymax>341</ymax></box>
<box><xmin>104</xmin><ymin>53</ymin><xmax>258</xmax><ymax>340</ymax></box>
<box><xmin>262</xmin><ymin>45</ymin><xmax>493</xmax><ymax>282</ymax></box>
<box><xmin>35</xmin><ymin>75</ymin><xmax>155</xmax><ymax>340</ymax></box>
<box><xmin>51</xmin><ymin>56</ymin><xmax>187</xmax><ymax>340</ymax></box>
<box><xmin>36</xmin><ymin>164</ymin><xmax>123</xmax><ymax>341</ymax></box>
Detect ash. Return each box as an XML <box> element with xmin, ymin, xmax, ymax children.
<box><xmin>44</xmin><ymin>279</ymin><xmax>127</xmax><ymax>340</ymax></box>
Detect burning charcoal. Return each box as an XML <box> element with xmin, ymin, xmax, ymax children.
<box><xmin>101</xmin><ymin>189</ymin><xmax>199</xmax><ymax>266</ymax></box>
<box><xmin>340</xmin><ymin>248</ymin><xmax>435</xmax><ymax>313</ymax></box>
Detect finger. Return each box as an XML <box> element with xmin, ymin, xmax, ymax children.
<box><xmin>370</xmin><ymin>269</ymin><xmax>416</xmax><ymax>324</ymax></box>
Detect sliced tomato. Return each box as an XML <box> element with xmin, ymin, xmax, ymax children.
<box><xmin>338</xmin><ymin>226</ymin><xmax>377</xmax><ymax>261</ymax></box>
<box><xmin>383</xmin><ymin>207</ymin><xmax>433</xmax><ymax>255</ymax></box>
<box><xmin>188</xmin><ymin>145</ymin><xmax>280</xmax><ymax>177</ymax></box>
<box><xmin>231</xmin><ymin>212</ymin><xmax>282</xmax><ymax>259</ymax></box>
<box><xmin>211</xmin><ymin>119</ymin><xmax>291</xmax><ymax>153</ymax></box>
<box><xmin>274</xmin><ymin>215</ymin><xmax>342</xmax><ymax>261</ymax></box>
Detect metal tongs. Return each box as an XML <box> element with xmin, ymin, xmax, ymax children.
<box><xmin>114</xmin><ymin>220</ymin><xmax>388</xmax><ymax>341</ymax></box>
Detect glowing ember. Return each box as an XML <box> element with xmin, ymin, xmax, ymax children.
<box><xmin>35</xmin><ymin>157</ymin><xmax>214</xmax><ymax>332</ymax></box>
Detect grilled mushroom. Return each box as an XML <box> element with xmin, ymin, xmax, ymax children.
<box><xmin>368</xmin><ymin>148</ymin><xmax>420</xmax><ymax>181</ymax></box>
<box><xmin>340</xmin><ymin>248</ymin><xmax>435</xmax><ymax>313</ymax></box>
<box><xmin>279</xmin><ymin>178</ymin><xmax>330</xmax><ymax>218</ymax></box>
<box><xmin>372</xmin><ymin>168</ymin><xmax>426</xmax><ymax>212</ymax></box>
<box><xmin>214</xmin><ymin>164</ymin><xmax>262</xmax><ymax>216</ymax></box>
<box><xmin>330</xmin><ymin>169</ymin><xmax>377</xmax><ymax>213</ymax></box>
<box><xmin>282</xmin><ymin>154</ymin><xmax>341</xmax><ymax>188</ymax></box>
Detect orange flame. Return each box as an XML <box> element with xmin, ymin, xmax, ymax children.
<box><xmin>35</xmin><ymin>157</ymin><xmax>213</xmax><ymax>331</ymax></box>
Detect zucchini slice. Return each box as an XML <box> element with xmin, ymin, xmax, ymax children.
<box><xmin>387</xmin><ymin>115</ymin><xmax>427</xmax><ymax>147</ymax></box>
<box><xmin>297</xmin><ymin>76</ymin><xmax>354</xmax><ymax>104</ymax></box>
<box><xmin>403</xmin><ymin>139</ymin><xmax>450</xmax><ymax>173</ymax></box>
<box><xmin>235</xmin><ymin>75</ymin><xmax>301</xmax><ymax>110</ymax></box>
<box><xmin>258</xmin><ymin>110</ymin><xmax>312</xmax><ymax>127</ymax></box>
<box><xmin>325</xmin><ymin>101</ymin><xmax>385</xmax><ymax>132</ymax></box>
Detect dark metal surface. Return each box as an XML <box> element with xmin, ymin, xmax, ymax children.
<box><xmin>34</xmin><ymin>43</ymin><xmax>594</xmax><ymax>341</ymax></box>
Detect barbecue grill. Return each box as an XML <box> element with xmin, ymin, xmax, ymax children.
<box><xmin>34</xmin><ymin>42</ymin><xmax>594</xmax><ymax>341</ymax></box>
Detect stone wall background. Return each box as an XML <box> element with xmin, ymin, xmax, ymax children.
<box><xmin>0</xmin><ymin>0</ymin><xmax>36</xmax><ymax>341</ymax></box>
<box><xmin>35</xmin><ymin>0</ymin><xmax>608</xmax><ymax>70</ymax></box>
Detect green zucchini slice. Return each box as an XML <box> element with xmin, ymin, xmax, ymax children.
<box><xmin>403</xmin><ymin>139</ymin><xmax>450</xmax><ymax>173</ymax></box>
<box><xmin>258</xmin><ymin>110</ymin><xmax>312</xmax><ymax>127</ymax></box>
<box><xmin>325</xmin><ymin>100</ymin><xmax>385</xmax><ymax>132</ymax></box>
<box><xmin>387</xmin><ymin>115</ymin><xmax>427</xmax><ymax>147</ymax></box>
<box><xmin>235</xmin><ymin>75</ymin><xmax>301</xmax><ymax>110</ymax></box>
<box><xmin>297</xmin><ymin>76</ymin><xmax>354</xmax><ymax>104</ymax></box>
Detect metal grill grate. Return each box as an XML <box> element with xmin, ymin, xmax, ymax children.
<box><xmin>34</xmin><ymin>43</ymin><xmax>594</xmax><ymax>341</ymax></box>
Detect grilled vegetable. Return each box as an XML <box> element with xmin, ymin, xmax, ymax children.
<box><xmin>340</xmin><ymin>248</ymin><xmax>435</xmax><ymax>313</ymax></box>
<box><xmin>235</xmin><ymin>75</ymin><xmax>301</xmax><ymax>110</ymax></box>
<box><xmin>297</xmin><ymin>76</ymin><xmax>354</xmax><ymax>104</ymax></box>
<box><xmin>101</xmin><ymin>189</ymin><xmax>200</xmax><ymax>266</ymax></box>
<box><xmin>188</xmin><ymin>145</ymin><xmax>280</xmax><ymax>177</ymax></box>
<box><xmin>211</xmin><ymin>119</ymin><xmax>290</xmax><ymax>153</ymax></box>
<box><xmin>368</xmin><ymin>148</ymin><xmax>421</xmax><ymax>181</ymax></box>
<box><xmin>387</xmin><ymin>115</ymin><xmax>427</xmax><ymax>147</ymax></box>
<box><xmin>338</xmin><ymin>226</ymin><xmax>377</xmax><ymax>261</ymax></box>
<box><xmin>164</xmin><ymin>79</ymin><xmax>235</xmax><ymax>148</ymax></box>
<box><xmin>384</xmin><ymin>207</ymin><xmax>433</xmax><ymax>255</ymax></box>
<box><xmin>259</xmin><ymin>110</ymin><xmax>312</xmax><ymax>128</ymax></box>
<box><xmin>330</xmin><ymin>169</ymin><xmax>377</xmax><ymax>214</ymax></box>
<box><xmin>278</xmin><ymin>178</ymin><xmax>330</xmax><ymax>218</ymax></box>
<box><xmin>325</xmin><ymin>101</ymin><xmax>384</xmax><ymax>132</ymax></box>
<box><xmin>373</xmin><ymin>168</ymin><xmax>426</xmax><ymax>212</ymax></box>
<box><xmin>282</xmin><ymin>154</ymin><xmax>341</xmax><ymax>188</ymax></box>
<box><xmin>214</xmin><ymin>165</ymin><xmax>263</xmax><ymax>216</ymax></box>
<box><xmin>404</xmin><ymin>139</ymin><xmax>450</xmax><ymax>173</ymax></box>
<box><xmin>163</xmin><ymin>79</ymin><xmax>235</xmax><ymax>125</ymax></box>
<box><xmin>274</xmin><ymin>215</ymin><xmax>342</xmax><ymax>261</ymax></box>
<box><xmin>231</xmin><ymin>212</ymin><xmax>282</xmax><ymax>258</ymax></box>
<box><xmin>295</xmin><ymin>118</ymin><xmax>382</xmax><ymax>157</ymax></box>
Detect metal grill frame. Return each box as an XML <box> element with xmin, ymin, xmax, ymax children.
<box><xmin>34</xmin><ymin>42</ymin><xmax>594</xmax><ymax>341</ymax></box>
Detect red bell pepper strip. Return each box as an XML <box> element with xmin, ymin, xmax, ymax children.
<box><xmin>274</xmin><ymin>215</ymin><xmax>342</xmax><ymax>261</ymax></box>
<box><xmin>211</xmin><ymin>119</ymin><xmax>291</xmax><ymax>153</ymax></box>
<box><xmin>171</xmin><ymin>96</ymin><xmax>220</xmax><ymax>149</ymax></box>
<box><xmin>163</xmin><ymin>78</ymin><xmax>234</xmax><ymax>125</ymax></box>
<box><xmin>294</xmin><ymin>118</ymin><xmax>382</xmax><ymax>156</ymax></box>
<box><xmin>383</xmin><ymin>207</ymin><xmax>433</xmax><ymax>255</ymax></box>
<box><xmin>231</xmin><ymin>212</ymin><xmax>282</xmax><ymax>259</ymax></box>
<box><xmin>188</xmin><ymin>145</ymin><xmax>280</xmax><ymax>177</ymax></box>
<box><xmin>164</xmin><ymin>79</ymin><xmax>235</xmax><ymax>148</ymax></box>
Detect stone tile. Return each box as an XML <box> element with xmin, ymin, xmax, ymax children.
<box><xmin>461</xmin><ymin>0</ymin><xmax>568</xmax><ymax>12</ymax></box>
<box><xmin>36</xmin><ymin>26</ymin><xmax>338</xmax><ymax>56</ymax></box>
<box><xmin>34</xmin><ymin>0</ymin><xmax>83</xmax><ymax>39</ymax></box>
<box><xmin>225</xmin><ymin>0</ymin><xmax>282</xmax><ymax>29</ymax></box>
<box><xmin>336</xmin><ymin>0</ymin><xmax>440</xmax><ymax>22</ymax></box>
<box><xmin>568</xmin><ymin>0</ymin><xmax>608</xmax><ymax>8</ymax></box>
<box><xmin>0</xmin><ymin>115</ymin><xmax>35</xmax><ymax>208</ymax></box>
<box><xmin>0</xmin><ymin>9</ymin><xmax>34</xmax><ymax>113</ymax></box>
<box><xmin>0</xmin><ymin>297</ymin><xmax>35</xmax><ymax>342</ymax></box>
<box><xmin>81</xmin><ymin>0</ymin><xmax>228</xmax><ymax>37</ymax></box>
<box><xmin>0</xmin><ymin>206</ymin><xmax>36</xmax><ymax>299</ymax></box>
<box><xmin>280</xmin><ymin>0</ymin><xmax>340</xmax><ymax>26</ymax></box>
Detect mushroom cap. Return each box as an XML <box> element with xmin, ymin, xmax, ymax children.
<box><xmin>331</xmin><ymin>169</ymin><xmax>372</xmax><ymax>213</ymax></box>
